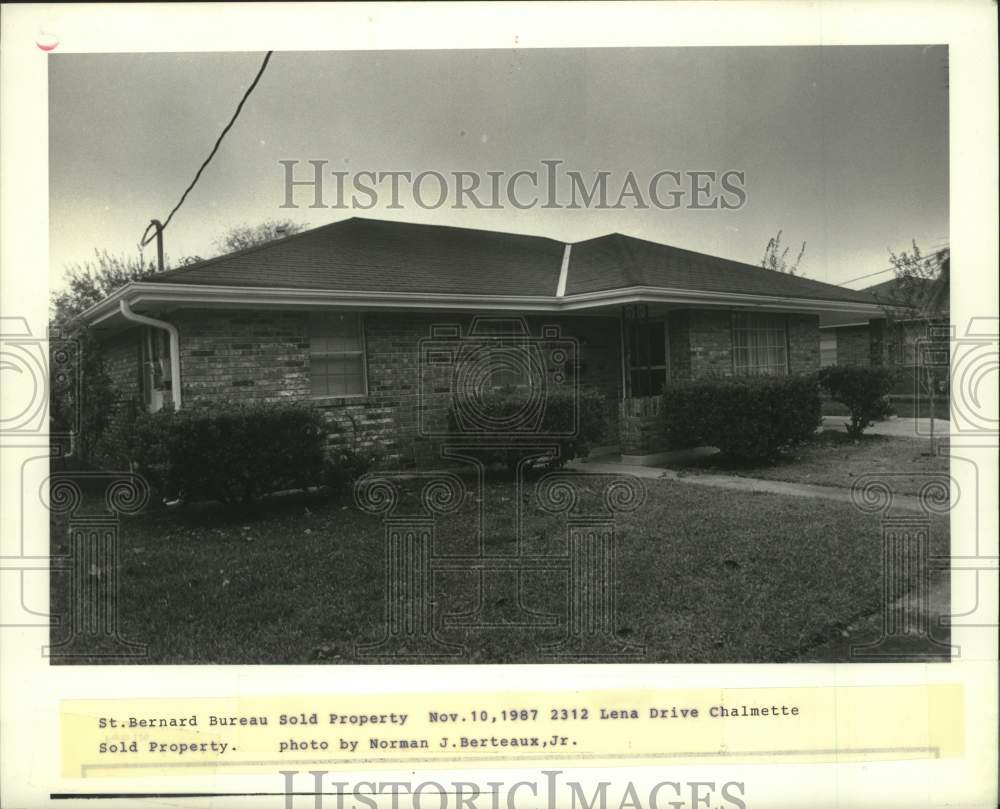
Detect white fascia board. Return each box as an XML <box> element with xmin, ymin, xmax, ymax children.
<box><xmin>81</xmin><ymin>281</ymin><xmax>886</xmax><ymax>325</ymax></box>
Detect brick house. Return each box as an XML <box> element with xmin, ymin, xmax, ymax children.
<box><xmin>819</xmin><ymin>267</ymin><xmax>950</xmax><ymax>410</ymax></box>
<box><xmin>80</xmin><ymin>217</ymin><xmax>883</xmax><ymax>465</ymax></box>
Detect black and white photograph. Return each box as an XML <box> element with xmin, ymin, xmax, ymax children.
<box><xmin>1</xmin><ymin>4</ymin><xmax>997</xmax><ymax>807</ymax></box>
<box><xmin>42</xmin><ymin>44</ymin><xmax>958</xmax><ymax>666</ymax></box>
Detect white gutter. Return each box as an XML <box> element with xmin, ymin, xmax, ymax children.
<box><xmin>82</xmin><ymin>281</ymin><xmax>885</xmax><ymax>322</ymax></box>
<box><xmin>119</xmin><ymin>299</ymin><xmax>182</xmax><ymax>410</ymax></box>
<box><xmin>555</xmin><ymin>244</ymin><xmax>571</xmax><ymax>297</ymax></box>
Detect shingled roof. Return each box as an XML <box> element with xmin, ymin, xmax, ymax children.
<box><xmin>144</xmin><ymin>217</ymin><xmax>875</xmax><ymax>305</ymax></box>
<box><xmin>149</xmin><ymin>218</ymin><xmax>566</xmax><ymax>297</ymax></box>
<box><xmin>568</xmin><ymin>232</ymin><xmax>875</xmax><ymax>304</ymax></box>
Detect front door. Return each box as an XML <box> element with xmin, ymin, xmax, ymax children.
<box><xmin>624</xmin><ymin>317</ymin><xmax>668</xmax><ymax>397</ymax></box>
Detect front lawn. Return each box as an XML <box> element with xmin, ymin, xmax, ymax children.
<box><xmin>49</xmin><ymin>474</ymin><xmax>950</xmax><ymax>664</ymax></box>
<box><xmin>665</xmin><ymin>431</ymin><xmax>948</xmax><ymax>497</ymax></box>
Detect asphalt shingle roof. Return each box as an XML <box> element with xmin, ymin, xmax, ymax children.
<box><xmin>567</xmin><ymin>233</ymin><xmax>875</xmax><ymax>304</ymax></box>
<box><xmin>149</xmin><ymin>217</ymin><xmax>565</xmax><ymax>296</ymax></box>
<box><xmin>146</xmin><ymin>217</ymin><xmax>876</xmax><ymax>305</ymax></box>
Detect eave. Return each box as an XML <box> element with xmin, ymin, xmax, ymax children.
<box><xmin>81</xmin><ymin>281</ymin><xmax>886</xmax><ymax>331</ymax></box>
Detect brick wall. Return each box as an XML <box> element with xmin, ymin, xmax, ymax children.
<box><xmin>106</xmin><ymin>310</ymin><xmax>623</xmax><ymax>468</ymax></box>
<box><xmin>667</xmin><ymin>312</ymin><xmax>692</xmax><ymax>379</ymax></box>
<box><xmin>687</xmin><ymin>309</ymin><xmax>734</xmax><ymax>378</ymax></box>
<box><xmin>787</xmin><ymin>314</ymin><xmax>821</xmax><ymax>373</ymax></box>
<box><xmin>103</xmin><ymin>331</ymin><xmax>141</xmax><ymax>400</ymax></box>
<box><xmin>618</xmin><ymin>396</ymin><xmax>665</xmax><ymax>455</ymax></box>
<box><xmin>835</xmin><ymin>323</ymin><xmax>878</xmax><ymax>367</ymax></box>
<box><xmin>91</xmin><ymin>331</ymin><xmax>142</xmax><ymax>468</ymax></box>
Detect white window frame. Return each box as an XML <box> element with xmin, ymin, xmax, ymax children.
<box><xmin>309</xmin><ymin>312</ymin><xmax>368</xmax><ymax>399</ymax></box>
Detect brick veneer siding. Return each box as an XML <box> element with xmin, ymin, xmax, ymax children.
<box><xmin>687</xmin><ymin>309</ymin><xmax>735</xmax><ymax>378</ymax></box>
<box><xmin>118</xmin><ymin>309</ymin><xmax>623</xmax><ymax>468</ymax></box>
<box><xmin>103</xmin><ymin>331</ymin><xmax>141</xmax><ymax>399</ymax></box>
<box><xmin>618</xmin><ymin>396</ymin><xmax>666</xmax><ymax>455</ymax></box>
<box><xmin>667</xmin><ymin>312</ymin><xmax>692</xmax><ymax>379</ymax></box>
<box><xmin>787</xmin><ymin>314</ymin><xmax>821</xmax><ymax>373</ymax></box>
<box><xmin>834</xmin><ymin>320</ymin><xmax>888</xmax><ymax>367</ymax></box>
<box><xmin>834</xmin><ymin>325</ymin><xmax>871</xmax><ymax>367</ymax></box>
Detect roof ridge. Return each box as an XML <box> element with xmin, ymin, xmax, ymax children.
<box><xmin>152</xmin><ymin>217</ymin><xmax>355</xmax><ymax>280</ymax></box>
<box><xmin>153</xmin><ymin>216</ymin><xmax>569</xmax><ymax>281</ymax></box>
<box><xmin>603</xmin><ymin>231</ymin><xmax>872</xmax><ymax>300</ymax></box>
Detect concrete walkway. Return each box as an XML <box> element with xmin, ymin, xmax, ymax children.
<box><xmin>820</xmin><ymin>415</ymin><xmax>948</xmax><ymax>439</ymax></box>
<box><xmin>568</xmin><ymin>456</ymin><xmax>927</xmax><ymax>511</ymax></box>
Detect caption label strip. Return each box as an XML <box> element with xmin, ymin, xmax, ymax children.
<box><xmin>61</xmin><ymin>685</ymin><xmax>962</xmax><ymax>777</ymax></box>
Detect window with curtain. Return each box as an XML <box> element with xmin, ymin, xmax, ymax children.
<box><xmin>732</xmin><ymin>313</ymin><xmax>788</xmax><ymax>376</ymax></box>
<box><xmin>310</xmin><ymin>312</ymin><xmax>366</xmax><ymax>396</ymax></box>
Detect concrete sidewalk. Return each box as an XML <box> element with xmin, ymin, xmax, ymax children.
<box><xmin>569</xmin><ymin>456</ymin><xmax>927</xmax><ymax>511</ymax></box>
<box><xmin>820</xmin><ymin>415</ymin><xmax>948</xmax><ymax>439</ymax></box>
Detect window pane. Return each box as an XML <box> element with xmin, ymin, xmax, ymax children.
<box><xmin>733</xmin><ymin>313</ymin><xmax>787</xmax><ymax>376</ymax></box>
<box><xmin>309</xmin><ymin>316</ymin><xmax>366</xmax><ymax>396</ymax></box>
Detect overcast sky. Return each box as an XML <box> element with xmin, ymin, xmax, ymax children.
<box><xmin>48</xmin><ymin>46</ymin><xmax>948</xmax><ymax>290</ymax></box>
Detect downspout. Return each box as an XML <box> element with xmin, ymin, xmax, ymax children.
<box><xmin>119</xmin><ymin>299</ymin><xmax>182</xmax><ymax>410</ymax></box>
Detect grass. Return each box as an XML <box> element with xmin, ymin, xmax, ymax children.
<box><xmin>665</xmin><ymin>430</ymin><xmax>949</xmax><ymax>497</ymax></box>
<box><xmin>49</xmin><ymin>473</ymin><xmax>950</xmax><ymax>664</ymax></box>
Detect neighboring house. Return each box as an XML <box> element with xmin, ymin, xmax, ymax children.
<box><xmin>80</xmin><ymin>217</ymin><xmax>884</xmax><ymax>465</ymax></box>
<box><xmin>819</xmin><ymin>267</ymin><xmax>950</xmax><ymax>394</ymax></box>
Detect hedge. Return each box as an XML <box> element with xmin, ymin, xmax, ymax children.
<box><xmin>130</xmin><ymin>401</ymin><xmax>350</xmax><ymax>505</ymax></box>
<box><xmin>818</xmin><ymin>365</ymin><xmax>897</xmax><ymax>438</ymax></box>
<box><xmin>662</xmin><ymin>374</ymin><xmax>821</xmax><ymax>462</ymax></box>
<box><xmin>446</xmin><ymin>385</ymin><xmax>608</xmax><ymax>474</ymax></box>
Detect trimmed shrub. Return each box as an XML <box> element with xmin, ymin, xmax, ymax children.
<box><xmin>131</xmin><ymin>401</ymin><xmax>328</xmax><ymax>505</ymax></box>
<box><xmin>818</xmin><ymin>365</ymin><xmax>897</xmax><ymax>438</ymax></box>
<box><xmin>446</xmin><ymin>385</ymin><xmax>608</xmax><ymax>475</ymax></box>
<box><xmin>662</xmin><ymin>374</ymin><xmax>821</xmax><ymax>462</ymax></box>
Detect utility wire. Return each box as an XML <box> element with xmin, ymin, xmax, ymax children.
<box><xmin>141</xmin><ymin>50</ymin><xmax>273</xmax><ymax>247</ymax></box>
<box><xmin>839</xmin><ymin>244</ymin><xmax>950</xmax><ymax>287</ymax></box>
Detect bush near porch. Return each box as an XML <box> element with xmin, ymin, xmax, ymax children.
<box><xmin>661</xmin><ymin>374</ymin><xmax>821</xmax><ymax>462</ymax></box>
<box><xmin>818</xmin><ymin>365</ymin><xmax>896</xmax><ymax>438</ymax></box>
<box><xmin>445</xmin><ymin>386</ymin><xmax>608</xmax><ymax>474</ymax></box>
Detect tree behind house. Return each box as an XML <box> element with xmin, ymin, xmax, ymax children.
<box><xmin>761</xmin><ymin>230</ymin><xmax>806</xmax><ymax>275</ymax></box>
<box><xmin>882</xmin><ymin>240</ymin><xmax>950</xmax><ymax>451</ymax></box>
<box><xmin>50</xmin><ymin>221</ymin><xmax>309</xmax><ymax>467</ymax></box>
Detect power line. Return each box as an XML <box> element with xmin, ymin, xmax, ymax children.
<box><xmin>839</xmin><ymin>244</ymin><xmax>950</xmax><ymax>287</ymax></box>
<box><xmin>141</xmin><ymin>50</ymin><xmax>274</xmax><ymax>248</ymax></box>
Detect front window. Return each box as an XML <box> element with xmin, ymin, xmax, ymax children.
<box><xmin>310</xmin><ymin>312</ymin><xmax>367</xmax><ymax>397</ymax></box>
<box><xmin>732</xmin><ymin>312</ymin><xmax>788</xmax><ymax>376</ymax></box>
